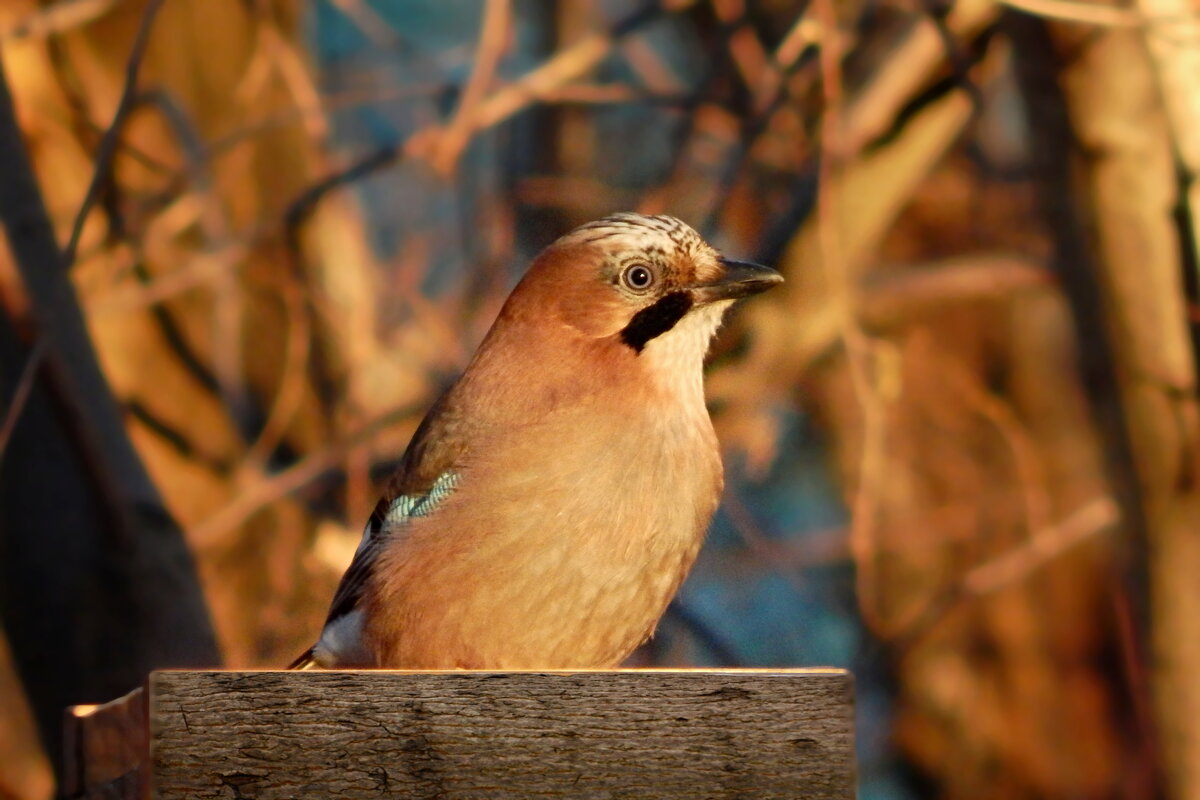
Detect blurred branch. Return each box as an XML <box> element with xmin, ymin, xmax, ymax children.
<box><xmin>191</xmin><ymin>403</ymin><xmax>424</xmax><ymax>550</ymax></box>
<box><xmin>963</xmin><ymin>497</ymin><xmax>1119</xmax><ymax>595</ymax></box>
<box><xmin>283</xmin><ymin>145</ymin><xmax>400</xmax><ymax>255</ymax></box>
<box><xmin>432</xmin><ymin>0</ymin><xmax>513</xmax><ymax>175</ymax></box>
<box><xmin>711</xmin><ymin>0</ymin><xmax>772</xmax><ymax>98</ymax></box>
<box><xmin>539</xmin><ymin>83</ymin><xmax>685</xmax><ymax>104</ymax></box>
<box><xmin>755</xmin><ymin>0</ymin><xmax>998</xmax><ymax>263</ymax></box>
<box><xmin>858</xmin><ymin>255</ymin><xmax>1052</xmax><ymax>328</ymax></box>
<box><xmin>470</xmin><ymin>0</ymin><xmax>698</xmax><ymax>132</ymax></box>
<box><xmin>888</xmin><ymin>495</ymin><xmax>1120</xmax><ymax>654</ymax></box>
<box><xmin>1012</xmin><ymin>11</ymin><xmax>1172</xmax><ymax>791</ymax></box>
<box><xmin>240</xmin><ymin>272</ymin><xmax>311</xmax><ymax>475</ymax></box>
<box><xmin>812</xmin><ymin>0</ymin><xmax>897</xmax><ymax>638</ymax></box>
<box><xmin>710</xmin><ymin>0</ymin><xmax>1013</xmax><ymax>641</ymax></box>
<box><xmin>1001</xmin><ymin>0</ymin><xmax>1140</xmax><ymax>26</ymax></box>
<box><xmin>753</xmin><ymin>14</ymin><xmax>826</xmax><ymax>111</ymax></box>
<box><xmin>0</xmin><ymin>335</ymin><xmax>45</xmax><ymax>464</ymax></box>
<box><xmin>469</xmin><ymin>34</ymin><xmax>613</xmax><ymax>130</ymax></box>
<box><xmin>695</xmin><ymin>4</ymin><xmax>838</xmax><ymax>234</ymax></box>
<box><xmin>939</xmin><ymin>340</ymin><xmax>1053</xmax><ymax>534</ymax></box>
<box><xmin>742</xmin><ymin>49</ymin><xmax>994</xmax><ymax>363</ymax></box>
<box><xmin>0</xmin><ymin>56</ymin><xmax>152</xmax><ymax>537</ymax></box>
<box><xmin>621</xmin><ymin>33</ymin><xmax>689</xmax><ymax>95</ymax></box>
<box><xmin>246</xmin><ymin>18</ymin><xmax>330</xmax><ymax>143</ymax></box>
<box><xmin>283</xmin><ymin>0</ymin><xmax>697</xmax><ymax>249</ymax></box>
<box><xmin>62</xmin><ymin>0</ymin><xmax>167</xmax><ymax>267</ymax></box>
<box><xmin>87</xmin><ymin>241</ymin><xmax>251</xmax><ymax>314</ymax></box>
<box><xmin>324</xmin><ymin>0</ymin><xmax>404</xmax><ymax>50</ymax></box>
<box><xmin>1136</xmin><ymin>0</ymin><xmax>1200</xmax><ymax>289</ymax></box>
<box><xmin>836</xmin><ymin>0</ymin><xmax>999</xmax><ymax>158</ymax></box>
<box><xmin>0</xmin><ymin>11</ymin><xmax>219</xmax><ymax>775</ymax></box>
<box><xmin>0</xmin><ymin>0</ymin><xmax>117</xmax><ymax>42</ymax></box>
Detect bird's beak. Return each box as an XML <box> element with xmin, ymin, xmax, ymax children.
<box><xmin>690</xmin><ymin>258</ymin><xmax>784</xmax><ymax>304</ymax></box>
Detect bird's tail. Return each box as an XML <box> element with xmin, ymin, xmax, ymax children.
<box><xmin>288</xmin><ymin>647</ymin><xmax>320</xmax><ymax>670</ymax></box>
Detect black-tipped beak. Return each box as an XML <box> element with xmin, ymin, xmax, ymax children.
<box><xmin>691</xmin><ymin>257</ymin><xmax>784</xmax><ymax>304</ymax></box>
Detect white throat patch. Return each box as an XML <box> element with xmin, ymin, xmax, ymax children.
<box><xmin>640</xmin><ymin>300</ymin><xmax>732</xmax><ymax>397</ymax></box>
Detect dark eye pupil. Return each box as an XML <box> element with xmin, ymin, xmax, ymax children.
<box><xmin>626</xmin><ymin>266</ymin><xmax>651</xmax><ymax>289</ymax></box>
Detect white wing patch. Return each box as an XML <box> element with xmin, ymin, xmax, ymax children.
<box><xmin>313</xmin><ymin>609</ymin><xmax>368</xmax><ymax>667</ymax></box>
<box><xmin>317</xmin><ymin>470</ymin><xmax>461</xmax><ymax>667</ymax></box>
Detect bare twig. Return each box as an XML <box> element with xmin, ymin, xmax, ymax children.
<box><xmin>712</xmin><ymin>0</ymin><xmax>772</xmax><ymax>96</ymax></box>
<box><xmin>858</xmin><ymin>255</ymin><xmax>1052</xmax><ymax>328</ymax></box>
<box><xmin>963</xmin><ymin>497</ymin><xmax>1119</xmax><ymax>595</ymax></box>
<box><xmin>1000</xmin><ymin>0</ymin><xmax>1141</xmax><ymax>26</ymax></box>
<box><xmin>835</xmin><ymin>0</ymin><xmax>999</xmax><ymax>158</ymax></box>
<box><xmin>282</xmin><ymin>145</ymin><xmax>401</xmax><ymax>255</ymax></box>
<box><xmin>939</xmin><ymin>344</ymin><xmax>1053</xmax><ymax>536</ymax></box>
<box><xmin>258</xmin><ymin>20</ymin><xmax>330</xmax><ymax>143</ymax></box>
<box><xmin>190</xmin><ymin>404</ymin><xmax>424</xmax><ymax>550</ymax></box>
<box><xmin>239</xmin><ymin>273</ymin><xmax>311</xmax><ymax>475</ymax></box>
<box><xmin>0</xmin><ymin>0</ymin><xmax>117</xmax><ymax>42</ymax></box>
<box><xmin>88</xmin><ymin>239</ymin><xmax>253</xmax><ymax>314</ymax></box>
<box><xmin>753</xmin><ymin>13</ymin><xmax>827</xmax><ymax>111</ymax></box>
<box><xmin>62</xmin><ymin>0</ymin><xmax>168</xmax><ymax>268</ymax></box>
<box><xmin>281</xmin><ymin>0</ymin><xmax>692</xmax><ymax>242</ymax></box>
<box><xmin>324</xmin><ymin>0</ymin><xmax>405</xmax><ymax>49</ymax></box>
<box><xmin>888</xmin><ymin>497</ymin><xmax>1121</xmax><ymax>651</ymax></box>
<box><xmin>1136</xmin><ymin>0</ymin><xmax>1200</xmax><ymax>291</ymax></box>
<box><xmin>471</xmin><ymin>32</ymin><xmax>614</xmax><ymax>131</ymax></box>
<box><xmin>466</xmin><ymin>0</ymin><xmax>699</xmax><ymax>135</ymax></box>
<box><xmin>432</xmin><ymin>0</ymin><xmax>513</xmax><ymax>175</ymax></box>
<box><xmin>812</xmin><ymin>0</ymin><xmax>896</xmax><ymax>637</ymax></box>
<box><xmin>0</xmin><ymin>336</ymin><xmax>47</xmax><ymax>465</ymax></box>
<box><xmin>775</xmin><ymin>15</ymin><xmax>825</xmax><ymax>68</ymax></box>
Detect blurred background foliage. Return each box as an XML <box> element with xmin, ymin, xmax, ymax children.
<box><xmin>1</xmin><ymin>0</ymin><xmax>1198</xmax><ymax>798</ymax></box>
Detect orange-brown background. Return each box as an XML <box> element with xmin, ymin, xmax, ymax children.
<box><xmin>1</xmin><ymin>0</ymin><xmax>1195</xmax><ymax>798</ymax></box>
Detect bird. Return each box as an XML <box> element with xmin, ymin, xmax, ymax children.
<box><xmin>291</xmin><ymin>212</ymin><xmax>782</xmax><ymax>670</ymax></box>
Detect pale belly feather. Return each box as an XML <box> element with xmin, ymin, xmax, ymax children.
<box><xmin>364</xmin><ymin>404</ymin><xmax>722</xmax><ymax>668</ymax></box>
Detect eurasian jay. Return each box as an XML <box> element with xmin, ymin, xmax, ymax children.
<box><xmin>292</xmin><ymin>213</ymin><xmax>782</xmax><ymax>669</ymax></box>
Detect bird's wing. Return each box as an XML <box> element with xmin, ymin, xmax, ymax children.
<box><xmin>321</xmin><ymin>390</ymin><xmax>470</xmax><ymax>628</ymax></box>
<box><xmin>323</xmin><ymin>469</ymin><xmax>460</xmax><ymax>624</ymax></box>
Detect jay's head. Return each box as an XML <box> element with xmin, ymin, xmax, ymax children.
<box><xmin>502</xmin><ymin>213</ymin><xmax>782</xmax><ymax>372</ymax></box>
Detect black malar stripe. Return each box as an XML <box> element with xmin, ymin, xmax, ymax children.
<box><xmin>619</xmin><ymin>291</ymin><xmax>693</xmax><ymax>353</ymax></box>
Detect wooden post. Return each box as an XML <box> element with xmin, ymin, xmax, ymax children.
<box><xmin>66</xmin><ymin>669</ymin><xmax>854</xmax><ymax>799</ymax></box>
<box><xmin>64</xmin><ymin>686</ymin><xmax>147</xmax><ymax>800</ymax></box>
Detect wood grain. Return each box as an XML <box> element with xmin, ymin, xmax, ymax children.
<box><xmin>64</xmin><ymin>686</ymin><xmax>146</xmax><ymax>799</ymax></box>
<box><xmin>148</xmin><ymin>669</ymin><xmax>854</xmax><ymax>799</ymax></box>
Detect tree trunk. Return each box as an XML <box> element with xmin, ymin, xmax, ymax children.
<box><xmin>0</xmin><ymin>48</ymin><xmax>220</xmax><ymax>782</ymax></box>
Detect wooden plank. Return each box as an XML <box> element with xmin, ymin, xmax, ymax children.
<box><xmin>64</xmin><ymin>686</ymin><xmax>147</xmax><ymax>799</ymax></box>
<box><xmin>149</xmin><ymin>669</ymin><xmax>854</xmax><ymax>799</ymax></box>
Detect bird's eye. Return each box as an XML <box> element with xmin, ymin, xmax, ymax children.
<box><xmin>621</xmin><ymin>264</ymin><xmax>655</xmax><ymax>292</ymax></box>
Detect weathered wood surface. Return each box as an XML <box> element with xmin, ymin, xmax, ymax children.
<box><xmin>147</xmin><ymin>669</ymin><xmax>854</xmax><ymax>799</ymax></box>
<box><xmin>64</xmin><ymin>686</ymin><xmax>146</xmax><ymax>799</ymax></box>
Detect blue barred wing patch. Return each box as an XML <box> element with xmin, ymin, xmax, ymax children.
<box><xmin>385</xmin><ymin>470</ymin><xmax>460</xmax><ymax>525</ymax></box>
<box><xmin>318</xmin><ymin>470</ymin><xmax>463</xmax><ymax>663</ymax></box>
<box><xmin>355</xmin><ymin>470</ymin><xmax>460</xmax><ymax>557</ymax></box>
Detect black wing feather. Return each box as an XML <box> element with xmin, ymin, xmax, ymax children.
<box><xmin>320</xmin><ymin>388</ymin><xmax>469</xmax><ymax>627</ymax></box>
